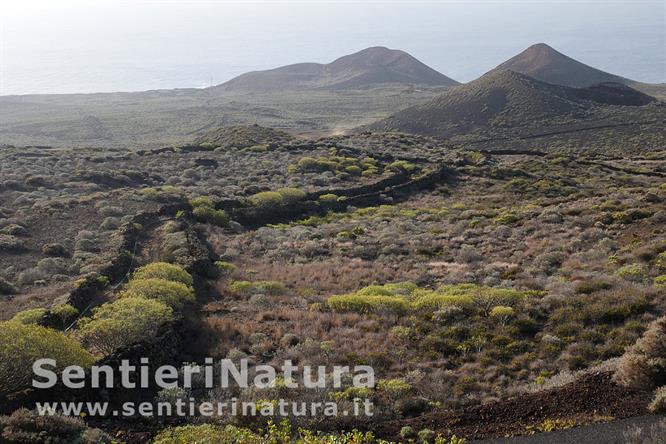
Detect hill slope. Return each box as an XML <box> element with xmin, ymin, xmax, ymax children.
<box><xmin>193</xmin><ymin>124</ymin><xmax>294</xmax><ymax>148</ymax></box>
<box><xmin>217</xmin><ymin>46</ymin><xmax>459</xmax><ymax>91</ymax></box>
<box><xmin>364</xmin><ymin>70</ymin><xmax>658</xmax><ymax>139</ymax></box>
<box><xmin>493</xmin><ymin>43</ymin><xmax>631</xmax><ymax>88</ymax></box>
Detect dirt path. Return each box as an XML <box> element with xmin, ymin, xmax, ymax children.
<box><xmin>371</xmin><ymin>372</ymin><xmax>651</xmax><ymax>442</ymax></box>
<box><xmin>473</xmin><ymin>415</ymin><xmax>665</xmax><ymax>444</ymax></box>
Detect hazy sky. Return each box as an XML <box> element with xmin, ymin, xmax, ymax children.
<box><xmin>1</xmin><ymin>0</ymin><xmax>665</xmax><ymax>94</ymax></box>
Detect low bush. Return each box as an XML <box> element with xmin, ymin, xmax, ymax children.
<box><xmin>0</xmin><ymin>224</ymin><xmax>28</xmax><ymax>236</ymax></box>
<box><xmin>378</xmin><ymin>378</ymin><xmax>412</xmax><ymax>395</ymax></box>
<box><xmin>574</xmin><ymin>279</ymin><xmax>612</xmax><ymax>294</ymax></box>
<box><xmin>419</xmin><ymin>429</ymin><xmax>436</xmax><ymax>443</ymax></box>
<box><xmin>656</xmin><ymin>252</ymin><xmax>666</xmax><ymax>271</ymax></box>
<box><xmin>400</xmin><ymin>426</ymin><xmax>416</xmax><ymax>439</ymax></box>
<box><xmin>319</xmin><ymin>193</ymin><xmax>339</xmax><ymax>202</ymax></box>
<box><xmin>153</xmin><ymin>420</ymin><xmax>389</xmax><ymax>444</ymax></box>
<box><xmin>291</xmin><ymin>155</ymin><xmax>380</xmax><ymax>177</ymax></box>
<box><xmin>616</xmin><ymin>264</ymin><xmax>648</xmax><ymax>281</ymax></box>
<box><xmin>327</xmin><ymin>293</ymin><xmax>410</xmax><ymax>315</ymax></box>
<box><xmin>655</xmin><ymin>275</ymin><xmax>666</xmax><ymax>288</ymax></box>
<box><xmin>192</xmin><ymin>200</ymin><xmax>230</xmax><ymax>227</ymax></box>
<box><xmin>120</xmin><ymin>278</ymin><xmax>194</xmax><ymax>310</ymax></box>
<box><xmin>152</xmin><ymin>424</ymin><xmax>262</xmax><ymax>444</ymax></box>
<box><xmin>133</xmin><ymin>262</ymin><xmax>193</xmax><ymax>287</ymax></box>
<box><xmin>650</xmin><ymin>386</ymin><xmax>666</xmax><ymax>413</ymax></box>
<box><xmin>493</xmin><ymin>210</ymin><xmax>520</xmax><ymax>225</ymax></box>
<box><xmin>490</xmin><ymin>306</ymin><xmax>515</xmax><ymax>323</ymax></box>
<box><xmin>293</xmin><ymin>156</ymin><xmax>339</xmax><ymax>173</ymax></box>
<box><xmin>42</xmin><ymin>242</ymin><xmax>69</xmax><ymax>257</ymax></box>
<box><xmin>387</xmin><ymin>160</ymin><xmax>416</xmax><ymax>173</ymax></box>
<box><xmin>277</xmin><ymin>187</ymin><xmax>306</xmax><ymax>204</ymax></box>
<box><xmin>0</xmin><ymin>277</ymin><xmax>17</xmax><ymax>295</ymax></box>
<box><xmin>0</xmin><ymin>408</ymin><xmax>111</xmax><ymax>443</ymax></box>
<box><xmin>215</xmin><ymin>261</ymin><xmax>236</xmax><ymax>274</ymax></box>
<box><xmin>249</xmin><ymin>191</ymin><xmax>284</xmax><ymax>209</ymax></box>
<box><xmin>100</xmin><ymin>216</ymin><xmax>121</xmax><ymax>231</ymax></box>
<box><xmin>249</xmin><ymin>188</ymin><xmax>306</xmax><ymax>209</ymax></box>
<box><xmin>411</xmin><ymin>292</ymin><xmax>474</xmax><ymax>311</ymax></box>
<box><xmin>0</xmin><ymin>322</ymin><xmax>94</xmax><ymax>396</ymax></box>
<box><xmin>0</xmin><ymin>234</ymin><xmax>25</xmax><ymax>252</ymax></box>
<box><xmin>615</xmin><ymin>316</ymin><xmax>666</xmax><ymax>388</ymax></box>
<box><xmin>328</xmin><ymin>283</ymin><xmax>536</xmax><ymax>316</ymax></box>
<box><xmin>77</xmin><ymin>297</ymin><xmax>174</xmax><ymax>355</ymax></box>
<box><xmin>52</xmin><ymin>303</ymin><xmax>78</xmax><ymax>329</ymax></box>
<box><xmin>140</xmin><ymin>185</ymin><xmax>184</xmax><ymax>203</ymax></box>
<box><xmin>10</xmin><ymin>308</ymin><xmax>48</xmax><ymax>325</ymax></box>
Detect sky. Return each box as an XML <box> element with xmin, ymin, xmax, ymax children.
<box><xmin>1</xmin><ymin>0</ymin><xmax>665</xmax><ymax>94</ymax></box>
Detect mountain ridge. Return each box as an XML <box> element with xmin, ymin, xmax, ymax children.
<box><xmin>215</xmin><ymin>46</ymin><xmax>460</xmax><ymax>92</ymax></box>
<box><xmin>363</xmin><ymin>69</ymin><xmax>657</xmax><ymax>138</ymax></box>
<box><xmin>493</xmin><ymin>43</ymin><xmax>643</xmax><ymax>88</ymax></box>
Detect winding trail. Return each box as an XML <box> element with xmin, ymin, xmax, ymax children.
<box><xmin>473</xmin><ymin>415</ymin><xmax>665</xmax><ymax>444</ymax></box>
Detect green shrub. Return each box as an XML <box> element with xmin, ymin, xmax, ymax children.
<box><xmin>378</xmin><ymin>378</ymin><xmax>412</xmax><ymax>395</ymax></box>
<box><xmin>493</xmin><ymin>210</ymin><xmax>520</xmax><ymax>225</ymax></box>
<box><xmin>490</xmin><ymin>306</ymin><xmax>515</xmax><ymax>323</ymax></box>
<box><xmin>418</xmin><ymin>429</ymin><xmax>436</xmax><ymax>443</ymax></box>
<box><xmin>153</xmin><ymin>421</ymin><xmax>383</xmax><ymax>444</ymax></box>
<box><xmin>318</xmin><ymin>193</ymin><xmax>339</xmax><ymax>202</ymax></box>
<box><xmin>329</xmin><ymin>386</ymin><xmax>374</xmax><ymax>401</ymax></box>
<box><xmin>358</xmin><ymin>282</ymin><xmax>418</xmax><ymax>296</ymax></box>
<box><xmin>133</xmin><ymin>262</ymin><xmax>193</xmax><ymax>287</ymax></box>
<box><xmin>656</xmin><ymin>252</ymin><xmax>666</xmax><ymax>271</ymax></box>
<box><xmin>655</xmin><ymin>275</ymin><xmax>666</xmax><ymax>288</ymax></box>
<box><xmin>613</xmin><ymin>209</ymin><xmax>652</xmax><ymax>224</ymax></box>
<box><xmin>192</xmin><ymin>203</ymin><xmax>230</xmax><ymax>227</ymax></box>
<box><xmin>400</xmin><ymin>426</ymin><xmax>416</xmax><ymax>439</ymax></box>
<box><xmin>190</xmin><ymin>196</ymin><xmax>214</xmax><ymax>208</ymax></box>
<box><xmin>153</xmin><ymin>423</ymin><xmax>263</xmax><ymax>444</ymax></box>
<box><xmin>52</xmin><ymin>304</ymin><xmax>78</xmax><ymax>329</ymax></box>
<box><xmin>10</xmin><ymin>308</ymin><xmax>48</xmax><ymax>325</ymax></box>
<box><xmin>411</xmin><ymin>291</ymin><xmax>474</xmax><ymax>311</ymax></box>
<box><xmin>387</xmin><ymin>160</ymin><xmax>416</xmax><ymax>173</ymax></box>
<box><xmin>215</xmin><ymin>261</ymin><xmax>236</xmax><ymax>274</ymax></box>
<box><xmin>0</xmin><ymin>322</ymin><xmax>94</xmax><ymax>396</ymax></box>
<box><xmin>328</xmin><ymin>282</ymin><xmax>534</xmax><ymax>316</ymax></box>
<box><xmin>297</xmin><ymin>157</ymin><xmax>326</xmax><ymax>172</ymax></box>
<box><xmin>616</xmin><ymin>264</ymin><xmax>648</xmax><ymax>281</ymax></box>
<box><xmin>277</xmin><ymin>187</ymin><xmax>306</xmax><ymax>204</ymax></box>
<box><xmin>327</xmin><ymin>294</ymin><xmax>410</xmax><ymax>315</ymax></box>
<box><xmin>293</xmin><ymin>156</ymin><xmax>340</xmax><ymax>173</ymax></box>
<box><xmin>120</xmin><ymin>278</ymin><xmax>194</xmax><ymax>310</ymax></box>
<box><xmin>249</xmin><ymin>191</ymin><xmax>284</xmax><ymax>208</ymax></box>
<box><xmin>345</xmin><ymin>165</ymin><xmax>362</xmax><ymax>176</ymax></box>
<box><xmin>78</xmin><ymin>297</ymin><xmax>174</xmax><ymax>355</ymax></box>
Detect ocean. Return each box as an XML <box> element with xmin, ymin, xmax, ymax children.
<box><xmin>1</xmin><ymin>1</ymin><xmax>664</xmax><ymax>95</ymax></box>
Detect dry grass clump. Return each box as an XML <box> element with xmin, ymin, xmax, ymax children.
<box><xmin>615</xmin><ymin>316</ymin><xmax>666</xmax><ymax>389</ymax></box>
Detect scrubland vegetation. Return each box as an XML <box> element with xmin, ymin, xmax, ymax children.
<box><xmin>0</xmin><ymin>126</ymin><xmax>665</xmax><ymax>442</ymax></box>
